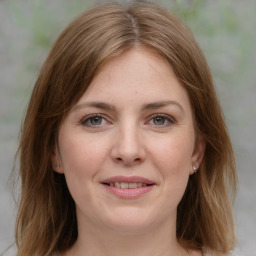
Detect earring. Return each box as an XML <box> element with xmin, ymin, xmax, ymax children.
<box><xmin>192</xmin><ymin>164</ymin><xmax>197</xmax><ymax>173</ymax></box>
<box><xmin>56</xmin><ymin>163</ymin><xmax>60</xmax><ymax>168</ymax></box>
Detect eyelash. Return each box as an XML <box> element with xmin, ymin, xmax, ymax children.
<box><xmin>80</xmin><ymin>114</ymin><xmax>109</xmax><ymax>127</ymax></box>
<box><xmin>80</xmin><ymin>113</ymin><xmax>176</xmax><ymax>128</ymax></box>
<box><xmin>147</xmin><ymin>114</ymin><xmax>176</xmax><ymax>127</ymax></box>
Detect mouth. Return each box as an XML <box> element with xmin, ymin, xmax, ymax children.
<box><xmin>100</xmin><ymin>176</ymin><xmax>155</xmax><ymax>199</ymax></box>
<box><xmin>101</xmin><ymin>176</ymin><xmax>155</xmax><ymax>187</ymax></box>
<box><xmin>102</xmin><ymin>182</ymin><xmax>153</xmax><ymax>189</ymax></box>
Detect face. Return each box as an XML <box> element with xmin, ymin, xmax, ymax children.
<box><xmin>52</xmin><ymin>48</ymin><xmax>205</xmax><ymax>234</ymax></box>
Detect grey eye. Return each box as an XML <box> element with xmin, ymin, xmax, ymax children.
<box><xmin>81</xmin><ymin>115</ymin><xmax>107</xmax><ymax>127</ymax></box>
<box><xmin>153</xmin><ymin>116</ymin><xmax>167</xmax><ymax>125</ymax></box>
<box><xmin>89</xmin><ymin>116</ymin><xmax>103</xmax><ymax>125</ymax></box>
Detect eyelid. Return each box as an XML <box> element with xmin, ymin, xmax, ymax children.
<box><xmin>146</xmin><ymin>113</ymin><xmax>176</xmax><ymax>127</ymax></box>
<box><xmin>80</xmin><ymin>114</ymin><xmax>111</xmax><ymax>127</ymax></box>
<box><xmin>79</xmin><ymin>113</ymin><xmax>176</xmax><ymax>129</ymax></box>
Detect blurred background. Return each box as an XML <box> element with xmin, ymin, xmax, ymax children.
<box><xmin>0</xmin><ymin>0</ymin><xmax>255</xmax><ymax>255</ymax></box>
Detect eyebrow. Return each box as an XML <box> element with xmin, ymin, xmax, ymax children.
<box><xmin>141</xmin><ymin>100</ymin><xmax>184</xmax><ymax>113</ymax></box>
<box><xmin>73</xmin><ymin>102</ymin><xmax>116</xmax><ymax>112</ymax></box>
<box><xmin>73</xmin><ymin>100</ymin><xmax>184</xmax><ymax>113</ymax></box>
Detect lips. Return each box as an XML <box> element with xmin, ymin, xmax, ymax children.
<box><xmin>101</xmin><ymin>176</ymin><xmax>155</xmax><ymax>199</ymax></box>
<box><xmin>108</xmin><ymin>182</ymin><xmax>148</xmax><ymax>188</ymax></box>
<box><xmin>101</xmin><ymin>176</ymin><xmax>155</xmax><ymax>184</ymax></box>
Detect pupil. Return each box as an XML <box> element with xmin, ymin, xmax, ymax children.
<box><xmin>154</xmin><ymin>117</ymin><xmax>165</xmax><ymax>125</ymax></box>
<box><xmin>91</xmin><ymin>116</ymin><xmax>102</xmax><ymax>125</ymax></box>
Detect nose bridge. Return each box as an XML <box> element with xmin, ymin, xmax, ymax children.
<box><xmin>111</xmin><ymin>121</ymin><xmax>145</xmax><ymax>165</ymax></box>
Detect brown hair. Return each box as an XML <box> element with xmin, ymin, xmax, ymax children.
<box><xmin>15</xmin><ymin>1</ymin><xmax>237</xmax><ymax>255</ymax></box>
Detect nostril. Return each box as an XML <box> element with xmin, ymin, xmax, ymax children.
<box><xmin>114</xmin><ymin>156</ymin><xmax>142</xmax><ymax>165</ymax></box>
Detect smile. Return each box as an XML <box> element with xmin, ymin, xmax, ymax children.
<box><xmin>106</xmin><ymin>182</ymin><xmax>150</xmax><ymax>188</ymax></box>
<box><xmin>101</xmin><ymin>176</ymin><xmax>155</xmax><ymax>199</ymax></box>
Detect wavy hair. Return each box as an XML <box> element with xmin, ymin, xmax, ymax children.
<box><xmin>15</xmin><ymin>1</ymin><xmax>237</xmax><ymax>255</ymax></box>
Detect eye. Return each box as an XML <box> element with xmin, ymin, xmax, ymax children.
<box><xmin>148</xmin><ymin>114</ymin><xmax>175</xmax><ymax>127</ymax></box>
<box><xmin>81</xmin><ymin>114</ymin><xmax>108</xmax><ymax>127</ymax></box>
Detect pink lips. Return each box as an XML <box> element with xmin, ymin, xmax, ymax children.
<box><xmin>101</xmin><ymin>176</ymin><xmax>155</xmax><ymax>199</ymax></box>
<box><xmin>101</xmin><ymin>176</ymin><xmax>155</xmax><ymax>184</ymax></box>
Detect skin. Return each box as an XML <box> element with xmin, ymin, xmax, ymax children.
<box><xmin>52</xmin><ymin>48</ymin><xmax>205</xmax><ymax>256</ymax></box>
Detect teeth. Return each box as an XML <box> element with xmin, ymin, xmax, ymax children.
<box><xmin>110</xmin><ymin>182</ymin><xmax>149</xmax><ymax>188</ymax></box>
<box><xmin>129</xmin><ymin>182</ymin><xmax>140</xmax><ymax>188</ymax></box>
<box><xmin>120</xmin><ymin>182</ymin><xmax>128</xmax><ymax>188</ymax></box>
<box><xmin>114</xmin><ymin>182</ymin><xmax>120</xmax><ymax>188</ymax></box>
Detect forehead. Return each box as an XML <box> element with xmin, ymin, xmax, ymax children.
<box><xmin>75</xmin><ymin>48</ymin><xmax>191</xmax><ymax>109</ymax></box>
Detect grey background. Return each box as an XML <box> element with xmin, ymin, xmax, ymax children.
<box><xmin>1</xmin><ymin>0</ymin><xmax>255</xmax><ymax>255</ymax></box>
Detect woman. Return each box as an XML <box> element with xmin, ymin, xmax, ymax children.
<box><xmin>13</xmin><ymin>1</ymin><xmax>237</xmax><ymax>256</ymax></box>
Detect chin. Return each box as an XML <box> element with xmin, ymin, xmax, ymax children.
<box><xmin>101</xmin><ymin>207</ymin><xmax>158</xmax><ymax>233</ymax></box>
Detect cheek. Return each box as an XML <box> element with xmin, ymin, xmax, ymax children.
<box><xmin>150</xmin><ymin>133</ymin><xmax>194</xmax><ymax>176</ymax></box>
<box><xmin>58</xmin><ymin>133</ymin><xmax>109</xmax><ymax>205</ymax></box>
<box><xmin>58</xmin><ymin>132</ymin><xmax>107</xmax><ymax>182</ymax></box>
<box><xmin>148</xmin><ymin>135</ymin><xmax>193</xmax><ymax>214</ymax></box>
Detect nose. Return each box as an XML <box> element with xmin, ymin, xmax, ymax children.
<box><xmin>110</xmin><ymin>124</ymin><xmax>146</xmax><ymax>166</ymax></box>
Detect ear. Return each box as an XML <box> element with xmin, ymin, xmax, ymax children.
<box><xmin>51</xmin><ymin>147</ymin><xmax>64</xmax><ymax>174</ymax></box>
<box><xmin>190</xmin><ymin>134</ymin><xmax>206</xmax><ymax>175</ymax></box>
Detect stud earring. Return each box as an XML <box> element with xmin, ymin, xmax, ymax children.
<box><xmin>192</xmin><ymin>164</ymin><xmax>197</xmax><ymax>173</ymax></box>
<box><xmin>56</xmin><ymin>163</ymin><xmax>60</xmax><ymax>168</ymax></box>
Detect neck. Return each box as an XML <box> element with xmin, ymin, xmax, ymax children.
<box><xmin>66</xmin><ymin>216</ymin><xmax>188</xmax><ymax>256</ymax></box>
